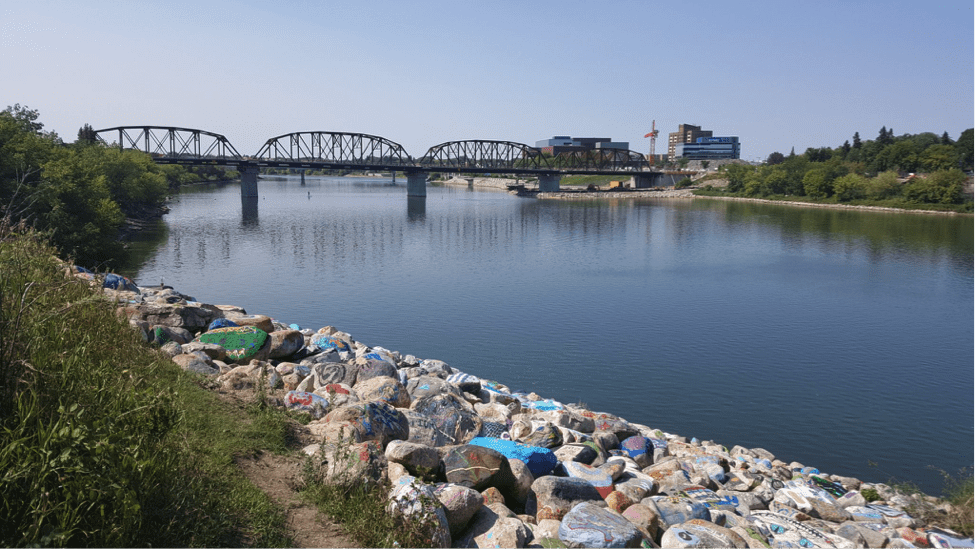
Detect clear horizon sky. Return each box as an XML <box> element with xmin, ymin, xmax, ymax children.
<box><xmin>3</xmin><ymin>0</ymin><xmax>973</xmax><ymax>162</ymax></box>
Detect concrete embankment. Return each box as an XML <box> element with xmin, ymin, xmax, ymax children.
<box><xmin>85</xmin><ymin>270</ymin><xmax>972</xmax><ymax>549</ymax></box>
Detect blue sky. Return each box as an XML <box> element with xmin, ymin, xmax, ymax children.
<box><xmin>3</xmin><ymin>0</ymin><xmax>972</xmax><ymax>162</ymax></box>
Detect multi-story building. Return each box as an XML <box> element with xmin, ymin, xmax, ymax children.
<box><xmin>668</xmin><ymin>124</ymin><xmax>713</xmax><ymax>161</ymax></box>
<box><xmin>535</xmin><ymin>136</ymin><xmax>629</xmax><ymax>155</ymax></box>
<box><xmin>674</xmin><ymin>136</ymin><xmax>741</xmax><ymax>160</ymax></box>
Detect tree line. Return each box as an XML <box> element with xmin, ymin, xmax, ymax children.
<box><xmin>0</xmin><ymin>106</ymin><xmax>237</xmax><ymax>268</ymax></box>
<box><xmin>700</xmin><ymin>127</ymin><xmax>973</xmax><ymax>212</ymax></box>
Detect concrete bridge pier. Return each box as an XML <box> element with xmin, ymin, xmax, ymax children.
<box><xmin>537</xmin><ymin>174</ymin><xmax>561</xmax><ymax>192</ymax></box>
<box><xmin>240</xmin><ymin>166</ymin><xmax>259</xmax><ymax>198</ymax></box>
<box><xmin>631</xmin><ymin>174</ymin><xmax>656</xmax><ymax>189</ymax></box>
<box><xmin>407</xmin><ymin>172</ymin><xmax>427</xmax><ymax>197</ymax></box>
<box><xmin>300</xmin><ymin>170</ymin><xmax>306</xmax><ymax>186</ymax></box>
<box><xmin>467</xmin><ymin>177</ymin><xmax>475</xmax><ymax>189</ymax></box>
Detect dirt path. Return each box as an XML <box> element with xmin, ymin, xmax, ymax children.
<box><xmin>237</xmin><ymin>451</ymin><xmax>359</xmax><ymax>548</ymax></box>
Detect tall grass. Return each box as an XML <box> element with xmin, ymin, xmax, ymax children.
<box><xmin>0</xmin><ymin>220</ymin><xmax>292</xmax><ymax>547</ymax></box>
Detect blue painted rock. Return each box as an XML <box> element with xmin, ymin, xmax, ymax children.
<box><xmin>417</xmin><ymin>359</ymin><xmax>452</xmax><ymax>378</ymax></box>
<box><xmin>207</xmin><ymin>317</ymin><xmax>239</xmax><ymax>331</ymax></box>
<box><xmin>103</xmin><ymin>272</ymin><xmax>139</xmax><ymax>292</ymax></box>
<box><xmin>310</xmin><ymin>333</ymin><xmax>352</xmax><ymax>353</ymax></box>
<box><xmin>354</xmin><ymin>358</ymin><xmax>398</xmax><ymax>384</ymax></box>
<box><xmin>517</xmin><ymin>395</ymin><xmax>563</xmax><ymax>412</ymax></box>
<box><xmin>659</xmin><ymin>518</ymin><xmax>748</xmax><ymax>548</ymax></box>
<box><xmin>410</xmin><ymin>393</ymin><xmax>482</xmax><ymax>446</ymax></box>
<box><xmin>526</xmin><ymin>476</ymin><xmax>603</xmax><ymax>521</ymax></box>
<box><xmin>354</xmin><ymin>375</ymin><xmax>410</xmax><ymax>408</ymax></box>
<box><xmin>520</xmin><ymin>421</ymin><xmax>564</xmax><ymax>449</ymax></box>
<box><xmin>468</xmin><ymin>436</ymin><xmax>558</xmax><ymax>478</ymax></box>
<box><xmin>322</xmin><ymin>401</ymin><xmax>409</xmax><ymax>448</ymax></box>
<box><xmin>433</xmin><ymin>483</ymin><xmax>484</xmax><ymax>537</ymax></box>
<box><xmin>619</xmin><ymin>436</ymin><xmax>653</xmax><ymax>468</ymax></box>
<box><xmin>681</xmin><ymin>486</ymin><xmax>748</xmax><ymax>515</ymax></box>
<box><xmin>845</xmin><ymin>505</ymin><xmax>885</xmax><ymax>523</ymax></box>
<box><xmin>558</xmin><ymin>501</ymin><xmax>644</xmax><ymax>548</ymax></box>
<box><xmin>446</xmin><ymin>371</ymin><xmax>482</xmax><ymax>393</ymax></box>
<box><xmin>926</xmin><ymin>527</ymin><xmax>973</xmax><ymax>549</ymax></box>
<box><xmin>645</xmin><ymin>495</ymin><xmax>711</xmax><ymax>528</ymax></box>
<box><xmin>197</xmin><ymin>326</ymin><xmax>270</xmax><ymax>363</ymax></box>
<box><xmin>865</xmin><ymin>503</ymin><xmax>918</xmax><ymax>528</ymax></box>
<box><xmin>284</xmin><ymin>390</ymin><xmax>329</xmax><ymax>418</ymax></box>
<box><xmin>560</xmin><ymin>462</ymin><xmax>615</xmax><ymax>498</ymax></box>
<box><xmin>387</xmin><ymin>475</ymin><xmax>451</xmax><ymax>548</ymax></box>
<box><xmin>268</xmin><ymin>329</ymin><xmax>304</xmax><ymax>359</ymax></box>
<box><xmin>361</xmin><ymin>348</ymin><xmax>397</xmax><ymax>366</ymax></box>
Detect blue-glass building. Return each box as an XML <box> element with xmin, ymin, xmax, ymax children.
<box><xmin>674</xmin><ymin>136</ymin><xmax>740</xmax><ymax>160</ymax></box>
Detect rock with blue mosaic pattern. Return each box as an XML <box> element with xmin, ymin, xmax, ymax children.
<box><xmin>468</xmin><ymin>436</ymin><xmax>558</xmax><ymax>478</ymax></box>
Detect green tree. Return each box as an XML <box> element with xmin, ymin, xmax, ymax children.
<box><xmin>723</xmin><ymin>163</ymin><xmax>752</xmax><ymax>193</ymax></box>
<box><xmin>766</xmin><ymin>151</ymin><xmax>785</xmax><ymax>165</ymax></box>
<box><xmin>941</xmin><ymin>131</ymin><xmax>953</xmax><ymax>145</ymax></box>
<box><xmin>852</xmin><ymin>132</ymin><xmax>862</xmax><ymax>149</ymax></box>
<box><xmin>76</xmin><ymin>123</ymin><xmax>98</xmax><ymax>145</ymax></box>
<box><xmin>919</xmin><ymin>144</ymin><xmax>958</xmax><ymax>173</ymax></box>
<box><xmin>955</xmin><ymin>129</ymin><xmax>973</xmax><ymax>169</ymax></box>
<box><xmin>864</xmin><ymin>171</ymin><xmax>901</xmax><ymax>200</ymax></box>
<box><xmin>833</xmin><ymin>173</ymin><xmax>867</xmax><ymax>201</ymax></box>
<box><xmin>802</xmin><ymin>167</ymin><xmax>832</xmax><ymax>199</ymax></box>
<box><xmin>903</xmin><ymin>169</ymin><xmax>965</xmax><ymax>204</ymax></box>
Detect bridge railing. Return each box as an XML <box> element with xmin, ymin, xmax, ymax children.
<box><xmin>253</xmin><ymin>132</ymin><xmax>416</xmax><ymax>167</ymax></box>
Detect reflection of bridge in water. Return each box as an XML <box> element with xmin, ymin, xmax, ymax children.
<box><xmin>94</xmin><ymin>126</ymin><xmax>665</xmax><ymax>198</ymax></box>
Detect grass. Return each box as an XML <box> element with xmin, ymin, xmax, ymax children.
<box><xmin>0</xmin><ymin>219</ymin><xmax>294</xmax><ymax>547</ymax></box>
<box><xmin>691</xmin><ymin>188</ymin><xmax>974</xmax><ymax>213</ymax></box>
<box><xmin>559</xmin><ymin>174</ymin><xmax>632</xmax><ymax>187</ymax></box>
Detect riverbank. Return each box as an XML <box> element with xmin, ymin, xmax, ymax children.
<box><xmin>109</xmin><ymin>274</ymin><xmax>973</xmax><ymax>548</ymax></box>
<box><xmin>443</xmin><ymin>176</ymin><xmax>972</xmax><ymax>215</ymax></box>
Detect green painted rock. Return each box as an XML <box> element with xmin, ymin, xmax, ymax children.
<box><xmin>197</xmin><ymin>326</ymin><xmax>270</xmax><ymax>363</ymax></box>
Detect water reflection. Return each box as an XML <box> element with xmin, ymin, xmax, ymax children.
<box><xmin>407</xmin><ymin>197</ymin><xmax>426</xmax><ymax>222</ymax></box>
<box><xmin>241</xmin><ymin>195</ymin><xmax>259</xmax><ymax>227</ymax></box>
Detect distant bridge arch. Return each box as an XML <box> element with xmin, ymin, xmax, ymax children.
<box><xmin>253</xmin><ymin>131</ymin><xmax>416</xmax><ymax>169</ymax></box>
<box><xmin>418</xmin><ymin>140</ymin><xmax>554</xmax><ymax>173</ymax></box>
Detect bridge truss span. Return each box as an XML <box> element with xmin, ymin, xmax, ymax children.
<box><xmin>253</xmin><ymin>132</ymin><xmax>416</xmax><ymax>169</ymax></box>
<box><xmin>418</xmin><ymin>140</ymin><xmax>554</xmax><ymax>173</ymax></box>
<box><xmin>94</xmin><ymin>126</ymin><xmax>243</xmax><ymax>164</ymax></box>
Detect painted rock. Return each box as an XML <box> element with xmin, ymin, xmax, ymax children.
<box><xmin>526</xmin><ymin>476</ymin><xmax>603</xmax><ymax>522</ymax></box>
<box><xmin>196</xmin><ymin>326</ymin><xmax>270</xmax><ymax>363</ymax></box>
<box><xmin>311</xmin><ymin>362</ymin><xmax>358</xmax><ymax>388</ymax></box>
<box><xmin>406</xmin><ymin>375</ymin><xmax>464</xmax><ymax>401</ymax></box>
<box><xmin>925</xmin><ymin>527</ymin><xmax>974</xmax><ymax>548</ymax></box>
<box><xmin>207</xmin><ymin>317</ymin><xmax>238</xmax><ymax>331</ymax></box>
<box><xmin>749</xmin><ymin>510</ymin><xmax>847</xmax><ymax>548</ymax></box>
<box><xmin>103</xmin><ymin>272</ymin><xmax>139</xmax><ymax>292</ymax></box>
<box><xmin>284</xmin><ymin>391</ymin><xmax>329</xmax><ymax>418</ymax></box>
<box><xmin>622</xmin><ymin>503</ymin><xmax>661</xmax><ymax>540</ymax></box>
<box><xmin>593</xmin><ymin>418</ymin><xmax>639</xmax><ymax>442</ymax></box>
<box><xmin>681</xmin><ymin>486</ymin><xmax>749</xmax><ymax>515</ymax></box>
<box><xmin>360</xmin><ymin>348</ymin><xmax>397</xmax><ymax>367</ymax></box>
<box><xmin>152</xmin><ymin>325</ymin><xmax>193</xmax><ymax>346</ymax></box>
<box><xmin>387</xmin><ymin>475</ymin><xmax>451</xmax><ymax>548</ymax></box>
<box><xmin>456</xmin><ymin>504</ymin><xmax>531</xmax><ymax>549</ymax></box>
<box><xmin>468</xmin><ymin>436</ymin><xmax>558</xmax><ymax>478</ymax></box>
<box><xmin>560</xmin><ymin>461</ymin><xmax>615</xmax><ymax>498</ymax></box>
<box><xmin>313</xmin><ymin>383</ymin><xmax>359</xmax><ymax>407</ymax></box>
<box><xmin>354</xmin><ymin>357</ymin><xmax>398</xmax><ymax>384</ymax></box>
<box><xmin>433</xmin><ymin>483</ymin><xmax>483</xmax><ymax>537</ymax></box>
<box><xmin>410</xmin><ymin>393</ymin><xmax>482</xmax><ymax>446</ymax></box>
<box><xmin>775</xmin><ymin>480</ymin><xmax>853</xmax><ymax>522</ymax></box>
<box><xmin>322</xmin><ymin>440</ymin><xmax>386</xmax><ymax>488</ymax></box>
<box><xmin>310</xmin><ymin>333</ymin><xmax>352</xmax><ymax>353</ymax></box>
<box><xmin>322</xmin><ymin>401</ymin><xmax>409</xmax><ymax>447</ymax></box>
<box><xmin>604</xmin><ymin>490</ymin><xmax>635</xmax><ymax>513</ymax></box>
<box><xmin>558</xmin><ymin>501</ymin><xmax>644</xmax><ymax>548</ymax></box>
<box><xmin>619</xmin><ymin>436</ymin><xmax>653</xmax><ymax>468</ymax></box>
<box><xmin>614</xmin><ymin>473</ymin><xmax>656</xmax><ymax>502</ymax></box>
<box><xmin>555</xmin><ymin>443</ymin><xmax>599</xmax><ymax>465</ymax></box>
<box><xmin>644</xmin><ymin>495</ymin><xmax>711</xmax><ymax>528</ymax></box>
<box><xmin>866</xmin><ymin>503</ymin><xmax>918</xmax><ymax>528</ymax></box>
<box><xmin>446</xmin><ymin>371</ymin><xmax>482</xmax><ymax>393</ymax></box>
<box><xmin>541</xmin><ymin>409</ymin><xmax>595</xmax><ymax>433</ymax></box>
<box><xmin>482</xmin><ymin>486</ymin><xmax>506</xmax><ymax>506</ymax></box>
<box><xmin>442</xmin><ymin>444</ymin><xmax>511</xmax><ymax>490</ymax></box>
<box><xmin>517</xmin><ymin>395</ymin><xmax>563</xmax><ymax>412</ymax></box>
<box><xmin>521</xmin><ymin>421</ymin><xmax>563</xmax><ymax>449</ymax></box>
<box><xmin>417</xmin><ymin>358</ymin><xmax>452</xmax><ymax>378</ymax></box>
<box><xmin>354</xmin><ymin>375</ymin><xmax>411</xmax><ymax>408</ymax></box>
<box><xmin>659</xmin><ymin>519</ymin><xmax>748</xmax><ymax>548</ymax></box>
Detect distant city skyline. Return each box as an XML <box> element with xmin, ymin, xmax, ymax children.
<box><xmin>3</xmin><ymin>0</ymin><xmax>972</xmax><ymax>163</ymax></box>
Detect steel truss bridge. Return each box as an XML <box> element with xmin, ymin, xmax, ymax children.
<box><xmin>94</xmin><ymin>126</ymin><xmax>662</xmax><ymax>196</ymax></box>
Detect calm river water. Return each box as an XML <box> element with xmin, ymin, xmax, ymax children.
<box><xmin>121</xmin><ymin>176</ymin><xmax>974</xmax><ymax>496</ymax></box>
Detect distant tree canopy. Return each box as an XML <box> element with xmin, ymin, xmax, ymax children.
<box><xmin>1</xmin><ymin>105</ymin><xmax>233</xmax><ymax>267</ymax></box>
<box><xmin>709</xmin><ymin>126</ymin><xmax>973</xmax><ymax>210</ymax></box>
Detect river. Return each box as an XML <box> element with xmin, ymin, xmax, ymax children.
<box><xmin>120</xmin><ymin>175</ymin><xmax>974</xmax><ymax>496</ymax></box>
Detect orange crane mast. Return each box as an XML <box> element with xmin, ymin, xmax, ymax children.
<box><xmin>644</xmin><ymin>120</ymin><xmax>659</xmax><ymax>166</ymax></box>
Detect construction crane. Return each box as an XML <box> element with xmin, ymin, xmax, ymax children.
<box><xmin>644</xmin><ymin>120</ymin><xmax>659</xmax><ymax>166</ymax></box>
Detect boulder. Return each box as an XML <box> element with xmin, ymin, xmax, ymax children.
<box><xmin>387</xmin><ymin>475</ymin><xmax>451</xmax><ymax>548</ymax></box>
<box><xmin>407</xmin><ymin>375</ymin><xmax>464</xmax><ymax>401</ymax></box>
<box><xmin>354</xmin><ymin>375</ymin><xmax>411</xmax><ymax>408</ymax></box>
<box><xmin>196</xmin><ymin>326</ymin><xmax>270</xmax><ymax>364</ymax></box>
<box><xmin>456</xmin><ymin>503</ymin><xmax>531</xmax><ymax>548</ymax></box>
<box><xmin>385</xmin><ymin>440</ymin><xmax>441</xmax><ymax>480</ymax></box>
<box><xmin>554</xmin><ymin>443</ymin><xmax>599</xmax><ymax>465</ymax></box>
<box><xmin>181</xmin><ymin>341</ymin><xmax>228</xmax><ymax>362</ymax></box>
<box><xmin>659</xmin><ymin>518</ymin><xmax>748</xmax><ymax>548</ymax></box>
<box><xmin>172</xmin><ymin>353</ymin><xmax>219</xmax><ymax>375</ymax></box>
<box><xmin>621</xmin><ymin>503</ymin><xmax>660</xmax><ymax>540</ymax></box>
<box><xmin>410</xmin><ymin>393</ymin><xmax>482</xmax><ymax>446</ymax></box>
<box><xmin>320</xmin><ymin>440</ymin><xmax>386</xmax><ymax>488</ymax></box>
<box><xmin>284</xmin><ymin>391</ymin><xmax>330</xmax><ymax>418</ymax></box>
<box><xmin>526</xmin><ymin>476</ymin><xmax>603</xmax><ymax>522</ymax></box>
<box><xmin>224</xmin><ymin>313</ymin><xmax>274</xmax><ymax>334</ymax></box>
<box><xmin>619</xmin><ymin>436</ymin><xmax>654</xmax><ymax>469</ymax></box>
<box><xmin>354</xmin><ymin>358</ymin><xmax>398</xmax><ymax>384</ymax></box>
<box><xmin>268</xmin><ymin>329</ymin><xmax>304</xmax><ymax>359</ymax></box>
<box><xmin>560</xmin><ymin>461</ymin><xmax>615</xmax><ymax>498</ymax></box>
<box><xmin>558</xmin><ymin>502</ymin><xmax>644</xmax><ymax>548</ymax></box>
<box><xmin>643</xmin><ymin>495</ymin><xmax>711</xmax><ymax>528</ymax></box>
<box><xmin>432</xmin><ymin>483</ymin><xmax>483</xmax><ymax>537</ymax></box>
<box><xmin>519</xmin><ymin>421</ymin><xmax>563</xmax><ymax>449</ymax></box>
<box><xmin>468</xmin><ymin>437</ymin><xmax>558</xmax><ymax>478</ymax></box>
<box><xmin>150</xmin><ymin>325</ymin><xmax>193</xmax><ymax>346</ymax></box>
<box><xmin>442</xmin><ymin>445</ymin><xmax>517</xmax><ymax>502</ymax></box>
<box><xmin>310</xmin><ymin>362</ymin><xmax>358</xmax><ymax>388</ymax></box>
<box><xmin>321</xmin><ymin>401</ymin><xmax>409</xmax><ymax>448</ymax></box>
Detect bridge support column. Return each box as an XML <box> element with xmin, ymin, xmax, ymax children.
<box><xmin>466</xmin><ymin>177</ymin><xmax>475</xmax><ymax>189</ymax></box>
<box><xmin>240</xmin><ymin>166</ymin><xmax>259</xmax><ymax>198</ymax></box>
<box><xmin>537</xmin><ymin>174</ymin><xmax>561</xmax><ymax>192</ymax></box>
<box><xmin>300</xmin><ymin>170</ymin><xmax>306</xmax><ymax>186</ymax></box>
<box><xmin>407</xmin><ymin>172</ymin><xmax>427</xmax><ymax>197</ymax></box>
<box><xmin>631</xmin><ymin>175</ymin><xmax>656</xmax><ymax>189</ymax></box>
